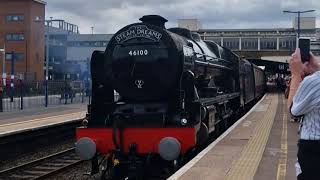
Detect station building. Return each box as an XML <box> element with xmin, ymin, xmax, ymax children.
<box><xmin>66</xmin><ymin>34</ymin><xmax>112</xmax><ymax>80</ymax></box>
<box><xmin>0</xmin><ymin>0</ymin><xmax>46</xmax><ymax>81</ymax></box>
<box><xmin>181</xmin><ymin>17</ymin><xmax>320</xmax><ymax>73</ymax></box>
<box><xmin>46</xmin><ymin>22</ymin><xmax>112</xmax><ymax>80</ymax></box>
<box><xmin>45</xmin><ymin>20</ymin><xmax>79</xmax><ymax>80</ymax></box>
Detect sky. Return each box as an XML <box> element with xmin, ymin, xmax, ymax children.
<box><xmin>46</xmin><ymin>0</ymin><xmax>320</xmax><ymax>34</ymax></box>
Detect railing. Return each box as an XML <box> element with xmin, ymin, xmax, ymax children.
<box><xmin>0</xmin><ymin>80</ymin><xmax>91</xmax><ymax>112</ymax></box>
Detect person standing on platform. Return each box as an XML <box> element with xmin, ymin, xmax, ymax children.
<box><xmin>288</xmin><ymin>48</ymin><xmax>320</xmax><ymax>180</ymax></box>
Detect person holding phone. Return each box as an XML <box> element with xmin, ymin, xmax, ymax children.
<box><xmin>288</xmin><ymin>39</ymin><xmax>320</xmax><ymax>180</ymax></box>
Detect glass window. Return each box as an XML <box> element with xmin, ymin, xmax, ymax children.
<box><xmin>12</xmin><ymin>16</ymin><xmax>19</xmax><ymax>21</ymax></box>
<box><xmin>241</xmin><ymin>38</ymin><xmax>258</xmax><ymax>50</ymax></box>
<box><xmin>94</xmin><ymin>42</ymin><xmax>100</xmax><ymax>46</ymax></box>
<box><xmin>67</xmin><ymin>41</ymin><xmax>109</xmax><ymax>47</ymax></box>
<box><xmin>223</xmin><ymin>38</ymin><xmax>239</xmax><ymax>50</ymax></box>
<box><xmin>6</xmin><ymin>15</ymin><xmax>12</xmax><ymax>21</ymax></box>
<box><xmin>15</xmin><ymin>53</ymin><xmax>24</xmax><ymax>60</ymax></box>
<box><xmin>103</xmin><ymin>41</ymin><xmax>108</xmax><ymax>46</ymax></box>
<box><xmin>82</xmin><ymin>42</ymin><xmax>90</xmax><ymax>46</ymax></box>
<box><xmin>6</xmin><ymin>14</ymin><xmax>24</xmax><ymax>21</ymax></box>
<box><xmin>5</xmin><ymin>53</ymin><xmax>12</xmax><ymax>60</ymax></box>
<box><xmin>6</xmin><ymin>33</ymin><xmax>24</xmax><ymax>41</ymax></box>
<box><xmin>279</xmin><ymin>37</ymin><xmax>296</xmax><ymax>50</ymax></box>
<box><xmin>5</xmin><ymin>53</ymin><xmax>24</xmax><ymax>61</ymax></box>
<box><xmin>260</xmin><ymin>38</ymin><xmax>277</xmax><ymax>50</ymax></box>
<box><xmin>6</xmin><ymin>34</ymin><xmax>12</xmax><ymax>40</ymax></box>
<box><xmin>12</xmin><ymin>34</ymin><xmax>19</xmax><ymax>40</ymax></box>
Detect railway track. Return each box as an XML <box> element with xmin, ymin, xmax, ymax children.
<box><xmin>0</xmin><ymin>148</ymin><xmax>82</xmax><ymax>180</ymax></box>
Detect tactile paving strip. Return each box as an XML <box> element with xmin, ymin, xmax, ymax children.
<box><xmin>226</xmin><ymin>94</ymin><xmax>278</xmax><ymax>180</ymax></box>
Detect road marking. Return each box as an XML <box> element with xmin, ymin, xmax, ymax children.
<box><xmin>0</xmin><ymin>111</ymin><xmax>86</xmax><ymax>127</ymax></box>
<box><xmin>168</xmin><ymin>94</ymin><xmax>267</xmax><ymax>180</ymax></box>
<box><xmin>276</xmin><ymin>98</ymin><xmax>288</xmax><ymax>180</ymax></box>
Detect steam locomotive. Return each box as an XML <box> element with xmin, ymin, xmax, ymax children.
<box><xmin>75</xmin><ymin>15</ymin><xmax>265</xmax><ymax>179</ymax></box>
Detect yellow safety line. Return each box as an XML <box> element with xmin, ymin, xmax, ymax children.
<box><xmin>226</xmin><ymin>93</ymin><xmax>278</xmax><ymax>180</ymax></box>
<box><xmin>276</xmin><ymin>98</ymin><xmax>288</xmax><ymax>180</ymax></box>
<box><xmin>0</xmin><ymin>111</ymin><xmax>86</xmax><ymax>127</ymax></box>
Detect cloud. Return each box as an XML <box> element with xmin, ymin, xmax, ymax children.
<box><xmin>46</xmin><ymin>0</ymin><xmax>320</xmax><ymax>34</ymax></box>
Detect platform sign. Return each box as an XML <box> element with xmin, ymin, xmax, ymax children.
<box><xmin>279</xmin><ymin>64</ymin><xmax>285</xmax><ymax>70</ymax></box>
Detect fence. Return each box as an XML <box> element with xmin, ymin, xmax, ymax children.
<box><xmin>0</xmin><ymin>80</ymin><xmax>91</xmax><ymax>112</ymax></box>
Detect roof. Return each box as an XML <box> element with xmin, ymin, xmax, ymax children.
<box><xmin>198</xmin><ymin>28</ymin><xmax>295</xmax><ymax>33</ymax></box>
<box><xmin>32</xmin><ymin>0</ymin><xmax>46</xmax><ymax>5</ymax></box>
<box><xmin>261</xmin><ymin>56</ymin><xmax>320</xmax><ymax>64</ymax></box>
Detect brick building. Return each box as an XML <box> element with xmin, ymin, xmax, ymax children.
<box><xmin>0</xmin><ymin>0</ymin><xmax>45</xmax><ymax>81</ymax></box>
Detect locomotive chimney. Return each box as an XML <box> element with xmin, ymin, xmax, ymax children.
<box><xmin>139</xmin><ymin>15</ymin><xmax>168</xmax><ymax>28</ymax></box>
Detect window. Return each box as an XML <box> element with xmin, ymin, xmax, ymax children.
<box><xmin>102</xmin><ymin>41</ymin><xmax>108</xmax><ymax>46</ymax></box>
<box><xmin>5</xmin><ymin>53</ymin><xmax>12</xmax><ymax>60</ymax></box>
<box><xmin>67</xmin><ymin>41</ymin><xmax>109</xmax><ymax>47</ymax></box>
<box><xmin>6</xmin><ymin>14</ymin><xmax>24</xmax><ymax>21</ymax></box>
<box><xmin>279</xmin><ymin>37</ymin><xmax>296</xmax><ymax>50</ymax></box>
<box><xmin>6</xmin><ymin>33</ymin><xmax>25</xmax><ymax>41</ymax></box>
<box><xmin>5</xmin><ymin>53</ymin><xmax>24</xmax><ymax>61</ymax></box>
<box><xmin>260</xmin><ymin>38</ymin><xmax>277</xmax><ymax>50</ymax></box>
<box><xmin>223</xmin><ymin>38</ymin><xmax>239</xmax><ymax>50</ymax></box>
<box><xmin>241</xmin><ymin>38</ymin><xmax>258</xmax><ymax>50</ymax></box>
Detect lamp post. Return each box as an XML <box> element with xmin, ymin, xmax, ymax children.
<box><xmin>35</xmin><ymin>17</ymin><xmax>55</xmax><ymax>107</ymax></box>
<box><xmin>0</xmin><ymin>45</ymin><xmax>5</xmax><ymax>87</ymax></box>
<box><xmin>44</xmin><ymin>18</ymin><xmax>53</xmax><ymax>107</ymax></box>
<box><xmin>283</xmin><ymin>10</ymin><xmax>316</xmax><ymax>38</ymax></box>
<box><xmin>0</xmin><ymin>46</ymin><xmax>4</xmax><ymax>112</ymax></box>
<box><xmin>10</xmin><ymin>51</ymin><xmax>14</xmax><ymax>102</ymax></box>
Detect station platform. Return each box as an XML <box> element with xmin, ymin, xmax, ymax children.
<box><xmin>0</xmin><ymin>104</ymin><xmax>86</xmax><ymax>137</ymax></box>
<box><xmin>169</xmin><ymin>93</ymin><xmax>299</xmax><ymax>180</ymax></box>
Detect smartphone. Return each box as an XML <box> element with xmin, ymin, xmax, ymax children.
<box><xmin>298</xmin><ymin>38</ymin><xmax>310</xmax><ymax>63</ymax></box>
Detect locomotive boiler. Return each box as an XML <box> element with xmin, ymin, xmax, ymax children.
<box><xmin>75</xmin><ymin>15</ymin><xmax>265</xmax><ymax>179</ymax></box>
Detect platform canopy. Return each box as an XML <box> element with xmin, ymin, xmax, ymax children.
<box><xmin>261</xmin><ymin>56</ymin><xmax>320</xmax><ymax>64</ymax></box>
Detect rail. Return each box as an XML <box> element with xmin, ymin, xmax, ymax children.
<box><xmin>0</xmin><ymin>148</ymin><xmax>82</xmax><ymax>179</ymax></box>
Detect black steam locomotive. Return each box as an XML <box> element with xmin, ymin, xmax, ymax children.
<box><xmin>75</xmin><ymin>15</ymin><xmax>265</xmax><ymax>179</ymax></box>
